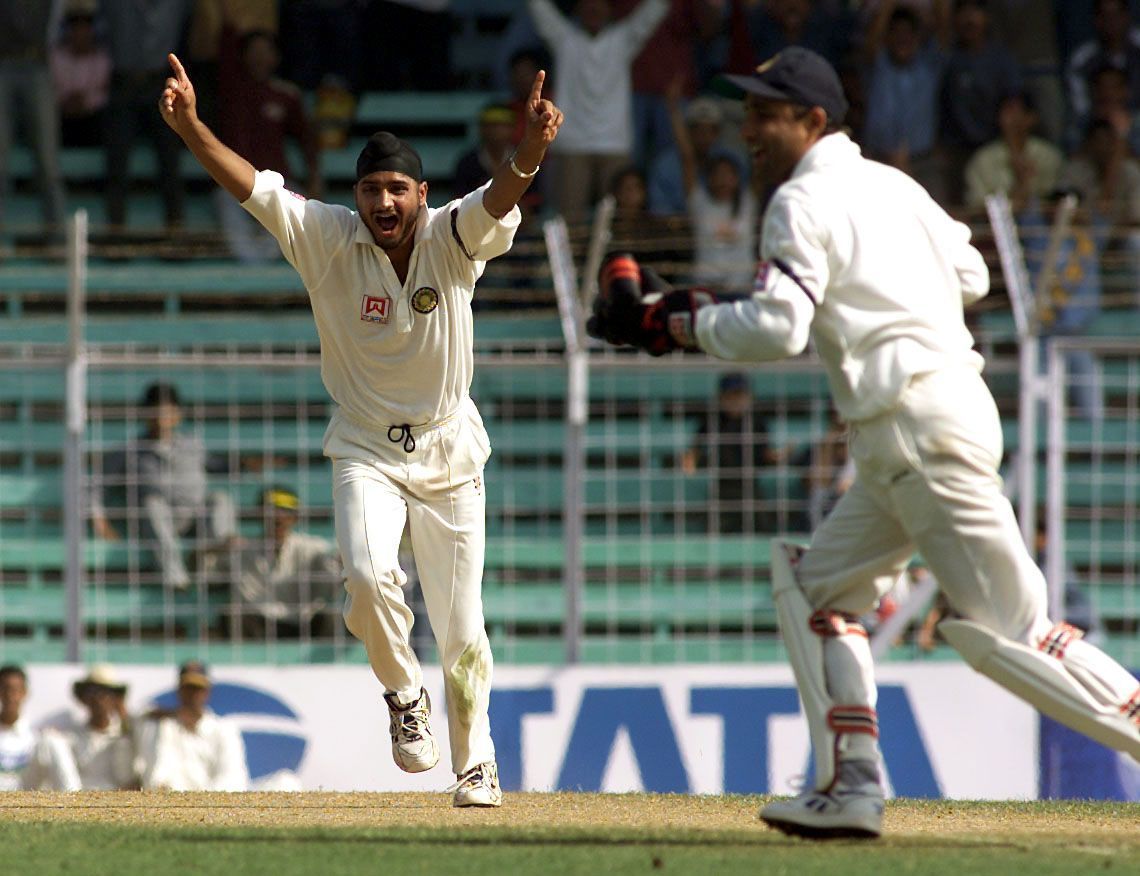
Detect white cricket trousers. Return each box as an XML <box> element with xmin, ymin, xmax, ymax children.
<box><xmin>325</xmin><ymin>398</ymin><xmax>495</xmax><ymax>776</ymax></box>
<box><xmin>800</xmin><ymin>366</ymin><xmax>1048</xmax><ymax>640</ymax></box>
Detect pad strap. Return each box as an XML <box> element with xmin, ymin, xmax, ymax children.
<box><xmin>1037</xmin><ymin>622</ymin><xmax>1083</xmax><ymax>660</ymax></box>
<box><xmin>809</xmin><ymin>610</ymin><xmax>868</xmax><ymax>639</ymax></box>
<box><xmin>827</xmin><ymin>705</ymin><xmax>879</xmax><ymax>738</ymax></box>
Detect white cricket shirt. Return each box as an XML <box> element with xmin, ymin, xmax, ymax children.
<box><xmin>136</xmin><ymin>711</ymin><xmax>249</xmax><ymax>792</ymax></box>
<box><xmin>242</xmin><ymin>171</ymin><xmax>521</xmax><ymax>430</ymax></box>
<box><xmin>696</xmin><ymin>133</ymin><xmax>989</xmax><ymax>422</ymax></box>
<box><xmin>0</xmin><ymin>718</ymin><xmax>36</xmax><ymax>790</ymax></box>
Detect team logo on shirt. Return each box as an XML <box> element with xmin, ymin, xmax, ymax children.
<box><xmin>411</xmin><ymin>287</ymin><xmax>439</xmax><ymax>314</ymax></box>
<box><xmin>361</xmin><ymin>294</ymin><xmax>391</xmax><ymax>323</ymax></box>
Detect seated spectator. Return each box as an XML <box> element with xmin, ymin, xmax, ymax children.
<box><xmin>680</xmin><ymin>372</ymin><xmax>782</xmax><ymax>534</ymax></box>
<box><xmin>27</xmin><ymin>666</ymin><xmax>135</xmax><ymax>791</ymax></box>
<box><xmin>938</xmin><ymin>0</ymin><xmax>1022</xmax><ymax>206</ymax></box>
<box><xmin>664</xmin><ymin>78</ymin><xmax>755</xmax><ymax>292</ymax></box>
<box><xmin>215</xmin><ymin>28</ymin><xmax>321</xmax><ymax>263</ymax></box>
<box><xmin>608</xmin><ymin>164</ymin><xmax>690</xmax><ymax>285</ymax></box>
<box><xmin>453</xmin><ymin>103</ymin><xmax>518</xmax><ymax>202</ymax></box>
<box><xmin>747</xmin><ymin>0</ymin><xmax>853</xmax><ymax>68</ymax></box>
<box><xmin>1065</xmin><ymin>0</ymin><xmax>1140</xmax><ymax>155</ymax></box>
<box><xmin>860</xmin><ymin>0</ymin><xmax>951</xmax><ymax>200</ymax></box>
<box><xmin>963</xmin><ymin>90</ymin><xmax>1062</xmax><ymax>210</ymax></box>
<box><xmin>790</xmin><ymin>409</ymin><xmax>854</xmax><ymax>534</ymax></box>
<box><xmin>0</xmin><ymin>666</ymin><xmax>36</xmax><ymax>791</ymax></box>
<box><xmin>1058</xmin><ymin>117</ymin><xmax>1140</xmax><ymax>307</ymax></box>
<box><xmin>1021</xmin><ymin>189</ymin><xmax>1106</xmax><ymax>421</ymax></box>
<box><xmin>529</xmin><ymin>0</ymin><xmax>670</xmax><ymax>223</ymax></box>
<box><xmin>50</xmin><ymin>0</ymin><xmax>111</xmax><ymax>148</ymax></box>
<box><xmin>135</xmin><ymin>661</ymin><xmax>249</xmax><ymax>792</ymax></box>
<box><xmin>648</xmin><ymin>94</ymin><xmax>747</xmax><ymax>217</ymax></box>
<box><xmin>0</xmin><ymin>0</ymin><xmax>66</xmax><ymax>236</ymax></box>
<box><xmin>1086</xmin><ymin>63</ymin><xmax>1140</xmax><ymax>157</ymax></box>
<box><xmin>90</xmin><ymin>382</ymin><xmax>238</xmax><ymax>591</ymax></box>
<box><xmin>226</xmin><ymin>486</ymin><xmax>341</xmax><ymax>640</ymax></box>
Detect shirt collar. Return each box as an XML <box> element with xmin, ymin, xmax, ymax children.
<box><xmin>790</xmin><ymin>132</ymin><xmax>860</xmax><ymax>180</ymax></box>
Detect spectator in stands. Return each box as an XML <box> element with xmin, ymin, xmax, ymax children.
<box><xmin>963</xmin><ymin>90</ymin><xmax>1062</xmax><ymax>209</ymax></box>
<box><xmin>1065</xmin><ymin>0</ymin><xmax>1140</xmax><ymax>156</ymax></box>
<box><xmin>609</xmin><ymin>164</ymin><xmax>690</xmax><ymax>285</ymax></box>
<box><xmin>102</xmin><ymin>0</ymin><xmax>192</xmax><ymax>232</ymax></box>
<box><xmin>1021</xmin><ymin>188</ymin><xmax>1106</xmax><ymax>421</ymax></box>
<box><xmin>860</xmin><ymin>0</ymin><xmax>951</xmax><ymax>201</ymax></box>
<box><xmin>680</xmin><ymin>372</ymin><xmax>782</xmax><ymax>534</ymax></box>
<box><xmin>50</xmin><ymin>0</ymin><xmax>112</xmax><ymax>149</ymax></box>
<box><xmin>648</xmin><ymin>94</ymin><xmax>747</xmax><ymax>217</ymax></box>
<box><xmin>0</xmin><ymin>666</ymin><xmax>36</xmax><ymax>791</ymax></box>
<box><xmin>791</xmin><ymin>408</ymin><xmax>854</xmax><ymax>534</ymax></box>
<box><xmin>747</xmin><ymin>0</ymin><xmax>853</xmax><ymax>69</ymax></box>
<box><xmin>984</xmin><ymin>0</ymin><xmax>1064</xmax><ymax>145</ymax></box>
<box><xmin>529</xmin><ymin>0</ymin><xmax>670</xmax><ymax>223</ymax></box>
<box><xmin>27</xmin><ymin>665</ymin><xmax>136</xmax><ymax>791</ymax></box>
<box><xmin>90</xmin><ymin>381</ymin><xmax>238</xmax><ymax>591</ymax></box>
<box><xmin>665</xmin><ymin>79</ymin><xmax>757</xmax><ymax>293</ymax></box>
<box><xmin>185</xmin><ymin>0</ymin><xmax>278</xmax><ymax>128</ymax></box>
<box><xmin>279</xmin><ymin>0</ymin><xmax>364</xmax><ymax>92</ymax></box>
<box><xmin>938</xmin><ymin>0</ymin><xmax>1022</xmax><ymax>206</ymax></box>
<box><xmin>135</xmin><ymin>661</ymin><xmax>249</xmax><ymax>791</ymax></box>
<box><xmin>1059</xmin><ymin>117</ymin><xmax>1140</xmax><ymax>306</ymax></box>
<box><xmin>215</xmin><ymin>28</ymin><xmax>321</xmax><ymax>263</ymax></box>
<box><xmin>615</xmin><ymin>0</ymin><xmax>723</xmax><ymax>169</ymax></box>
<box><xmin>226</xmin><ymin>486</ymin><xmax>341</xmax><ymax>640</ymax></box>
<box><xmin>1086</xmin><ymin>63</ymin><xmax>1140</xmax><ymax>156</ymax></box>
<box><xmin>453</xmin><ymin>103</ymin><xmax>518</xmax><ymax>202</ymax></box>
<box><xmin>0</xmin><ymin>0</ymin><xmax>67</xmax><ymax>238</ymax></box>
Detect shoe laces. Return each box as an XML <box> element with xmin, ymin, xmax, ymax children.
<box><xmin>448</xmin><ymin>762</ymin><xmax>494</xmax><ymax>794</ymax></box>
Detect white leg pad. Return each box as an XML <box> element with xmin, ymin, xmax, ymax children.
<box><xmin>770</xmin><ymin>539</ymin><xmax>834</xmax><ymax>788</ymax></box>
<box><xmin>770</xmin><ymin>539</ymin><xmax>879</xmax><ymax>790</ymax></box>
<box><xmin>940</xmin><ymin>619</ymin><xmax>1140</xmax><ymax>761</ymax></box>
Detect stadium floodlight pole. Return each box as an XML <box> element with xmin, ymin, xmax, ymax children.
<box><xmin>63</xmin><ymin>209</ymin><xmax>89</xmax><ymax>663</ymax></box>
<box><xmin>544</xmin><ymin>215</ymin><xmax>586</xmax><ymax>664</ymax></box>
<box><xmin>985</xmin><ymin>192</ymin><xmax>1040</xmax><ymax>549</ymax></box>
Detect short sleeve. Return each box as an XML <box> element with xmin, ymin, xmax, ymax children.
<box><xmin>241</xmin><ymin>170</ymin><xmax>352</xmax><ymax>287</ymax></box>
<box><xmin>450</xmin><ymin>181</ymin><xmax>522</xmax><ymax>264</ymax></box>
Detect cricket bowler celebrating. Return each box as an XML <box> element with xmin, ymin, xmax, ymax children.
<box><xmin>159</xmin><ymin>53</ymin><xmax>563</xmax><ymax>807</ymax></box>
<box><xmin>587</xmin><ymin>47</ymin><xmax>1140</xmax><ymax>838</ymax></box>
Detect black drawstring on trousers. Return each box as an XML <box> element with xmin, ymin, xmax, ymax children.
<box><xmin>387</xmin><ymin>424</ymin><xmax>416</xmax><ymax>452</ymax></box>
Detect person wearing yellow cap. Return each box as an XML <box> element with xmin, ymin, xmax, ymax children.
<box><xmin>135</xmin><ymin>661</ymin><xmax>249</xmax><ymax>791</ymax></box>
<box><xmin>224</xmin><ymin>486</ymin><xmax>341</xmax><ymax>638</ymax></box>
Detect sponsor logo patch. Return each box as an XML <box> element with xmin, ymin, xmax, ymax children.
<box><xmin>754</xmin><ymin>260</ymin><xmax>770</xmax><ymax>291</ymax></box>
<box><xmin>360</xmin><ymin>294</ymin><xmax>391</xmax><ymax>323</ymax></box>
<box><xmin>411</xmin><ymin>287</ymin><xmax>439</xmax><ymax>314</ymax></box>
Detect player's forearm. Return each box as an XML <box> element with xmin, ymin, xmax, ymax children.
<box><xmin>695</xmin><ymin>295</ymin><xmax>812</xmax><ymax>362</ymax></box>
<box><xmin>176</xmin><ymin>117</ymin><xmax>256</xmax><ymax>202</ymax></box>
<box><xmin>483</xmin><ymin>137</ymin><xmax>546</xmax><ymax>219</ymax></box>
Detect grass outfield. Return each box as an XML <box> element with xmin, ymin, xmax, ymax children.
<box><xmin>1</xmin><ymin>792</ymin><xmax>1137</xmax><ymax>875</ymax></box>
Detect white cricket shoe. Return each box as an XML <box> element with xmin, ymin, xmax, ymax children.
<box><xmin>451</xmin><ymin>761</ymin><xmax>502</xmax><ymax>808</ymax></box>
<box><xmin>760</xmin><ymin>761</ymin><xmax>884</xmax><ymax>840</ymax></box>
<box><xmin>384</xmin><ymin>687</ymin><xmax>439</xmax><ymax>773</ymax></box>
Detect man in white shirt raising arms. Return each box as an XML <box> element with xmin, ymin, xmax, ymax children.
<box><xmin>158</xmin><ymin>52</ymin><xmax>563</xmax><ymax>807</ymax></box>
<box><xmin>587</xmin><ymin>46</ymin><xmax>1140</xmax><ymax>839</ymax></box>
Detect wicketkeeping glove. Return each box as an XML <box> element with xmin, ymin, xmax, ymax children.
<box><xmin>586</xmin><ymin>253</ymin><xmax>718</xmax><ymax>356</ymax></box>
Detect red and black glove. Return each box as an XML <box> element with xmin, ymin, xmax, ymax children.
<box><xmin>587</xmin><ymin>252</ymin><xmax>717</xmax><ymax>355</ymax></box>
<box><xmin>637</xmin><ymin>287</ymin><xmax>717</xmax><ymax>356</ymax></box>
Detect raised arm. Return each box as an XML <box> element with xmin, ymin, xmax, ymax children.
<box><xmin>482</xmin><ymin>69</ymin><xmax>563</xmax><ymax>219</ymax></box>
<box><xmin>158</xmin><ymin>53</ymin><xmax>256</xmax><ymax>202</ymax></box>
<box><xmin>665</xmin><ymin>76</ymin><xmax>697</xmax><ymax>198</ymax></box>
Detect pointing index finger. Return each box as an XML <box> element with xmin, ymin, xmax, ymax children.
<box><xmin>529</xmin><ymin>70</ymin><xmax>546</xmax><ymax>107</ymax></box>
<box><xmin>168</xmin><ymin>53</ymin><xmax>187</xmax><ymax>83</ymax></box>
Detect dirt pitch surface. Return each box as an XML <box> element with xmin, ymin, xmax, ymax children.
<box><xmin>2</xmin><ymin>791</ymin><xmax>1138</xmax><ymax>849</ymax></box>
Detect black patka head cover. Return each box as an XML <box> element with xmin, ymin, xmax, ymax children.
<box><xmin>356</xmin><ymin>132</ymin><xmax>424</xmax><ymax>182</ymax></box>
